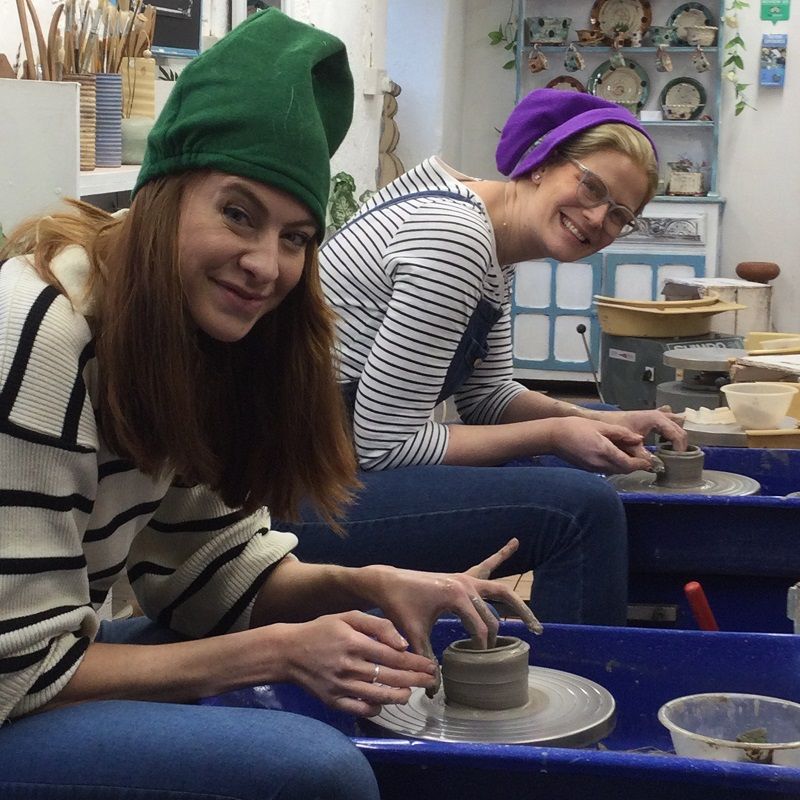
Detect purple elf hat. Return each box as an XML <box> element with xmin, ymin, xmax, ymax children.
<box><xmin>496</xmin><ymin>88</ymin><xmax>656</xmax><ymax>178</ymax></box>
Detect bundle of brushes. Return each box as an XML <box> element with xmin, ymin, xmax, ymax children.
<box><xmin>11</xmin><ymin>0</ymin><xmax>157</xmax><ymax>80</ymax></box>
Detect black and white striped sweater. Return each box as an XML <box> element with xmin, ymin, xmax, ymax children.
<box><xmin>319</xmin><ymin>157</ymin><xmax>527</xmax><ymax>470</ymax></box>
<box><xmin>0</xmin><ymin>249</ymin><xmax>297</xmax><ymax>722</ymax></box>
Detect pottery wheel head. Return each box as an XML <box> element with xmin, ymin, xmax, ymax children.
<box><xmin>609</xmin><ymin>469</ymin><xmax>760</xmax><ymax>496</ymax></box>
<box><xmin>367</xmin><ymin>666</ymin><xmax>616</xmax><ymax>746</ymax></box>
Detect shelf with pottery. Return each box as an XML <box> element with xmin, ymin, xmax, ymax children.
<box><xmin>515</xmin><ymin>0</ymin><xmax>724</xmax><ymax>199</ymax></box>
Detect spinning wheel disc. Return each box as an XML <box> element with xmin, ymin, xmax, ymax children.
<box><xmin>609</xmin><ymin>469</ymin><xmax>760</xmax><ymax>496</ymax></box>
<box><xmin>366</xmin><ymin>666</ymin><xmax>615</xmax><ymax>746</ymax></box>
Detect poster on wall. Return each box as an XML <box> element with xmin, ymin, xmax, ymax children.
<box><xmin>760</xmin><ymin>33</ymin><xmax>788</xmax><ymax>86</ymax></box>
<box><xmin>761</xmin><ymin>0</ymin><xmax>791</xmax><ymax>21</ymax></box>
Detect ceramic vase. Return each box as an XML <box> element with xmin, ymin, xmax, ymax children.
<box><xmin>120</xmin><ymin>56</ymin><xmax>156</xmax><ymax>119</ymax></box>
<box><xmin>121</xmin><ymin>116</ymin><xmax>154</xmax><ymax>164</ymax></box>
<box><xmin>94</xmin><ymin>72</ymin><xmax>123</xmax><ymax>168</ymax></box>
<box><xmin>65</xmin><ymin>73</ymin><xmax>97</xmax><ymax>171</ymax></box>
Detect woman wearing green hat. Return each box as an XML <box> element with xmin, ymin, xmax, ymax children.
<box><xmin>0</xmin><ymin>10</ymin><xmax>538</xmax><ymax>799</ymax></box>
<box><xmin>282</xmin><ymin>89</ymin><xmax>687</xmax><ymax>628</ymax></box>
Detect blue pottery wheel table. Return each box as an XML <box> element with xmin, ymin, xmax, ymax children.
<box><xmin>203</xmin><ymin>619</ymin><xmax>800</xmax><ymax>800</ymax></box>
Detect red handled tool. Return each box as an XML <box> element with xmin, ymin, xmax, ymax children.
<box><xmin>684</xmin><ymin>581</ymin><xmax>719</xmax><ymax>631</ymax></box>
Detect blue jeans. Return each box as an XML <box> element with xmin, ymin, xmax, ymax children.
<box><xmin>281</xmin><ymin>464</ymin><xmax>628</xmax><ymax>626</ymax></box>
<box><xmin>0</xmin><ymin>619</ymin><xmax>379</xmax><ymax>800</ymax></box>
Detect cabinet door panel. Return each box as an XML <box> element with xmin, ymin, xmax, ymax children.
<box><xmin>512</xmin><ymin>255</ymin><xmax>602</xmax><ymax>371</ymax></box>
<box><xmin>604</xmin><ymin>253</ymin><xmax>706</xmax><ymax>300</ymax></box>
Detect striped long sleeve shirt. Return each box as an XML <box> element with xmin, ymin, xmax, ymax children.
<box><xmin>0</xmin><ymin>249</ymin><xmax>297</xmax><ymax>723</ymax></box>
<box><xmin>320</xmin><ymin>157</ymin><xmax>527</xmax><ymax>471</ymax></box>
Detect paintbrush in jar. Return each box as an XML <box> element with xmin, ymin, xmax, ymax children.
<box><xmin>63</xmin><ymin>0</ymin><xmax>75</xmax><ymax>75</ymax></box>
<box><xmin>46</xmin><ymin>3</ymin><xmax>64</xmax><ymax>81</ymax></box>
<box><xmin>14</xmin><ymin>0</ymin><xmax>37</xmax><ymax>78</ymax></box>
<box><xmin>23</xmin><ymin>0</ymin><xmax>50</xmax><ymax>79</ymax></box>
<box><xmin>80</xmin><ymin>6</ymin><xmax>103</xmax><ymax>73</ymax></box>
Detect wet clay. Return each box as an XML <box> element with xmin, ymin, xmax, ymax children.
<box><xmin>441</xmin><ymin>636</ymin><xmax>529</xmax><ymax>710</ymax></box>
<box><xmin>651</xmin><ymin>444</ymin><xmax>705</xmax><ymax>488</ymax></box>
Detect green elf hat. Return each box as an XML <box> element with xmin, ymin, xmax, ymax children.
<box><xmin>134</xmin><ymin>8</ymin><xmax>353</xmax><ymax>235</ymax></box>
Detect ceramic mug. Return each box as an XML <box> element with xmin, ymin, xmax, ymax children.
<box><xmin>655</xmin><ymin>45</ymin><xmax>673</xmax><ymax>73</ymax></box>
<box><xmin>564</xmin><ymin>43</ymin><xmax>585</xmax><ymax>73</ymax></box>
<box><xmin>528</xmin><ymin>46</ymin><xmax>549</xmax><ymax>73</ymax></box>
<box><xmin>692</xmin><ymin>46</ymin><xmax>710</xmax><ymax>73</ymax></box>
<box><xmin>610</xmin><ymin>44</ymin><xmax>627</xmax><ymax>69</ymax></box>
<box><xmin>646</xmin><ymin>25</ymin><xmax>676</xmax><ymax>46</ymax></box>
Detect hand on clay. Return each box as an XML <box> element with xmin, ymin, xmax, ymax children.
<box><xmin>282</xmin><ymin>610</ymin><xmax>436</xmax><ymax>717</ymax></box>
<box><xmin>364</xmin><ymin>537</ymin><xmax>542</xmax><ymax>698</ymax></box>
<box><xmin>599</xmin><ymin>406</ymin><xmax>688</xmax><ymax>453</ymax></box>
<box><xmin>547</xmin><ymin>416</ymin><xmax>657</xmax><ymax>474</ymax></box>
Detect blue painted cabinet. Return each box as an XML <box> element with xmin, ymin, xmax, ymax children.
<box><xmin>512</xmin><ymin>251</ymin><xmax>706</xmax><ymax>379</ymax></box>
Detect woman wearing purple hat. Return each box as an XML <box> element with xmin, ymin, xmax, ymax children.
<box><xmin>283</xmin><ymin>89</ymin><xmax>687</xmax><ymax>629</ymax></box>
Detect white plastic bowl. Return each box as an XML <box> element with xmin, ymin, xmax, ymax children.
<box><xmin>659</xmin><ymin>692</ymin><xmax>800</xmax><ymax>765</ymax></box>
<box><xmin>720</xmin><ymin>382</ymin><xmax>798</xmax><ymax>430</ymax></box>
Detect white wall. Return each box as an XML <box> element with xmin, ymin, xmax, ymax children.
<box><xmin>718</xmin><ymin>6</ymin><xmax>799</xmax><ymax>332</ymax></box>
<box><xmin>386</xmin><ymin>0</ymin><xmax>468</xmax><ymax>171</ymax></box>
<box><xmin>286</xmin><ymin>0</ymin><xmax>388</xmax><ymax>196</ymax></box>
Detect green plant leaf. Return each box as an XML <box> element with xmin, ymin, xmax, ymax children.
<box><xmin>502</xmin><ymin>59</ymin><xmax>515</xmax><ymax>69</ymax></box>
<box><xmin>488</xmin><ymin>30</ymin><xmax>503</xmax><ymax>45</ymax></box>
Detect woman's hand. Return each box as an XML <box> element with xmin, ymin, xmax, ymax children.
<box><xmin>279</xmin><ymin>610</ymin><xmax>437</xmax><ymax>717</ymax></box>
<box><xmin>599</xmin><ymin>406</ymin><xmax>687</xmax><ymax>452</ymax></box>
<box><xmin>545</xmin><ymin>416</ymin><xmax>662</xmax><ymax>474</ymax></box>
<box><xmin>357</xmin><ymin>538</ymin><xmax>542</xmax><ymax>696</ymax></box>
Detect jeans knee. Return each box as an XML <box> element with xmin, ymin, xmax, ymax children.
<box><xmin>287</xmin><ymin>725</ymin><xmax>379</xmax><ymax>800</ymax></box>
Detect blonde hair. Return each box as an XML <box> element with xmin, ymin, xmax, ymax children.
<box><xmin>1</xmin><ymin>174</ymin><xmax>358</xmax><ymax>526</ymax></box>
<box><xmin>552</xmin><ymin>123</ymin><xmax>659</xmax><ymax>207</ymax></box>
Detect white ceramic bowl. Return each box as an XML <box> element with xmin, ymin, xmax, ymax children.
<box><xmin>659</xmin><ymin>693</ymin><xmax>800</xmax><ymax>765</ymax></box>
<box><xmin>720</xmin><ymin>382</ymin><xmax>798</xmax><ymax>430</ymax></box>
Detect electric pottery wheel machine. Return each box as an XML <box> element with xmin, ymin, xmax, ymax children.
<box><xmin>592</xmin><ymin>292</ymin><xmax>800</xmax><ymax>633</ymax></box>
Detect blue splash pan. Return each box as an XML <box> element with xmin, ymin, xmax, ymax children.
<box><xmin>621</xmin><ymin>447</ymin><xmax>800</xmax><ymax>633</ymax></box>
<box><xmin>204</xmin><ymin>618</ymin><xmax>800</xmax><ymax>799</ymax></box>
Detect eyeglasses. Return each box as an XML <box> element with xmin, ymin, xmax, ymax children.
<box><xmin>567</xmin><ymin>157</ymin><xmax>641</xmax><ymax>238</ymax></box>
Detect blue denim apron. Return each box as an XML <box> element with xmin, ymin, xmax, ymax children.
<box><xmin>330</xmin><ymin>190</ymin><xmax>502</xmax><ymax>415</ymax></box>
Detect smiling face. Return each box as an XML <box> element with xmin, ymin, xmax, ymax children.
<box><xmin>177</xmin><ymin>172</ymin><xmax>318</xmax><ymax>342</ymax></box>
<box><xmin>522</xmin><ymin>149</ymin><xmax>649</xmax><ymax>262</ymax></box>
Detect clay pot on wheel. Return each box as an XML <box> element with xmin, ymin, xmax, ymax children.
<box><xmin>442</xmin><ymin>636</ymin><xmax>529</xmax><ymax>710</ymax></box>
<box><xmin>650</xmin><ymin>443</ymin><xmax>705</xmax><ymax>489</ymax></box>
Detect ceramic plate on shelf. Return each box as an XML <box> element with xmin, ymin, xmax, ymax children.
<box><xmin>588</xmin><ymin>57</ymin><xmax>649</xmax><ymax>109</ymax></box>
<box><xmin>659</xmin><ymin>76</ymin><xmax>706</xmax><ymax>120</ymax></box>
<box><xmin>667</xmin><ymin>2</ymin><xmax>714</xmax><ymax>42</ymax></box>
<box><xmin>590</xmin><ymin>0</ymin><xmax>652</xmax><ymax>38</ymax></box>
<box><xmin>545</xmin><ymin>75</ymin><xmax>587</xmax><ymax>93</ymax></box>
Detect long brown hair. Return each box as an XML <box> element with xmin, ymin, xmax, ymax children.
<box><xmin>2</xmin><ymin>174</ymin><xmax>358</xmax><ymax>526</ymax></box>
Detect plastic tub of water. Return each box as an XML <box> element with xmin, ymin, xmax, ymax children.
<box><xmin>720</xmin><ymin>382</ymin><xmax>799</xmax><ymax>430</ymax></box>
<box><xmin>659</xmin><ymin>692</ymin><xmax>800</xmax><ymax>766</ymax></box>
